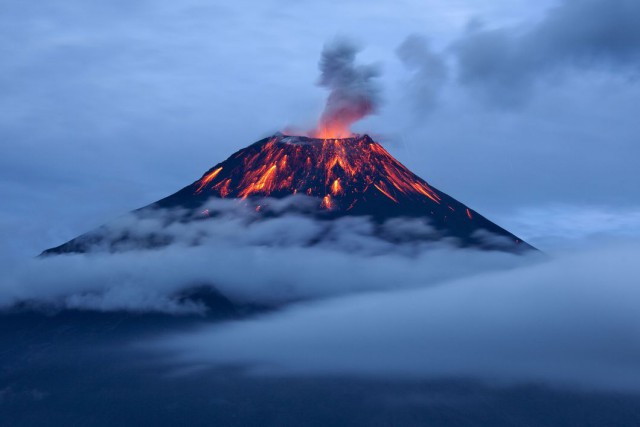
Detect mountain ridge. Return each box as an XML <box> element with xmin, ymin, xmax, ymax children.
<box><xmin>42</xmin><ymin>134</ymin><xmax>533</xmax><ymax>255</ymax></box>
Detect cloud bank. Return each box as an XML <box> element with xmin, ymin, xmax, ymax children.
<box><xmin>151</xmin><ymin>239</ymin><xmax>640</xmax><ymax>392</ymax></box>
<box><xmin>0</xmin><ymin>200</ymin><xmax>529</xmax><ymax>314</ymax></box>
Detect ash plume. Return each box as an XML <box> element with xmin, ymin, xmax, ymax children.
<box><xmin>314</xmin><ymin>39</ymin><xmax>381</xmax><ymax>138</ymax></box>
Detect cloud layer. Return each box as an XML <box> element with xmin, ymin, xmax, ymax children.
<box><xmin>1</xmin><ymin>203</ymin><xmax>529</xmax><ymax>314</ymax></box>
<box><xmin>151</xmin><ymin>239</ymin><xmax>640</xmax><ymax>392</ymax></box>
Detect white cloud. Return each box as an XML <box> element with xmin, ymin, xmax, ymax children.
<box><xmin>149</xmin><ymin>239</ymin><xmax>640</xmax><ymax>392</ymax></box>
<box><xmin>497</xmin><ymin>205</ymin><xmax>640</xmax><ymax>249</ymax></box>
<box><xmin>0</xmin><ymin>206</ymin><xmax>529</xmax><ymax>314</ymax></box>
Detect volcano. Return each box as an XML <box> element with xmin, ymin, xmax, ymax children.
<box><xmin>43</xmin><ymin>133</ymin><xmax>532</xmax><ymax>255</ymax></box>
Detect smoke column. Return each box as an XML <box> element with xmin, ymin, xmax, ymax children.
<box><xmin>313</xmin><ymin>40</ymin><xmax>380</xmax><ymax>138</ymax></box>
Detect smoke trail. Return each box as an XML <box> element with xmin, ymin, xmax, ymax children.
<box><xmin>314</xmin><ymin>40</ymin><xmax>380</xmax><ymax>138</ymax></box>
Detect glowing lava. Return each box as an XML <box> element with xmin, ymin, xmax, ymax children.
<box><xmin>192</xmin><ymin>134</ymin><xmax>441</xmax><ymax>211</ymax></box>
<box><xmin>311</xmin><ymin>108</ymin><xmax>371</xmax><ymax>139</ymax></box>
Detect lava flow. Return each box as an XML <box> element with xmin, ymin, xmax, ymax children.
<box><xmin>192</xmin><ymin>134</ymin><xmax>441</xmax><ymax>212</ymax></box>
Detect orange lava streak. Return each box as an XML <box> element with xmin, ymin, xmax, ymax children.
<box><xmin>466</xmin><ymin>208</ymin><xmax>473</xmax><ymax>219</ymax></box>
<box><xmin>373</xmin><ymin>144</ymin><xmax>441</xmax><ymax>204</ymax></box>
<box><xmin>196</xmin><ymin>134</ymin><xmax>444</xmax><ymax>210</ymax></box>
<box><xmin>321</xmin><ymin>195</ymin><xmax>333</xmax><ymax>210</ymax></box>
<box><xmin>216</xmin><ymin>179</ymin><xmax>232</xmax><ymax>197</ymax></box>
<box><xmin>239</xmin><ymin>164</ymin><xmax>277</xmax><ymax>199</ymax></box>
<box><xmin>382</xmin><ymin>164</ymin><xmax>441</xmax><ymax>204</ymax></box>
<box><xmin>326</xmin><ymin>152</ymin><xmax>357</xmax><ymax>178</ymax></box>
<box><xmin>195</xmin><ymin>167</ymin><xmax>223</xmax><ymax>193</ymax></box>
<box><xmin>411</xmin><ymin>182</ymin><xmax>441</xmax><ymax>204</ymax></box>
<box><xmin>331</xmin><ymin>178</ymin><xmax>343</xmax><ymax>196</ymax></box>
<box><xmin>374</xmin><ymin>181</ymin><xmax>398</xmax><ymax>203</ymax></box>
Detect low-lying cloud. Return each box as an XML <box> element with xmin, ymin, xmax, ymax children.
<box><xmin>150</xmin><ymin>239</ymin><xmax>640</xmax><ymax>392</ymax></box>
<box><xmin>3</xmin><ymin>196</ymin><xmax>638</xmax><ymax>394</ymax></box>
<box><xmin>0</xmin><ymin>199</ymin><xmax>529</xmax><ymax>314</ymax></box>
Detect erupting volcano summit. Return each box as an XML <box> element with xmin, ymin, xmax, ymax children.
<box><xmin>43</xmin><ymin>133</ymin><xmax>532</xmax><ymax>255</ymax></box>
<box><xmin>161</xmin><ymin>134</ymin><xmax>443</xmax><ymax>211</ymax></box>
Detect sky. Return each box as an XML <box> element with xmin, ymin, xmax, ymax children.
<box><xmin>2</xmin><ymin>0</ymin><xmax>640</xmax><ymax>408</ymax></box>
<box><xmin>2</xmin><ymin>0</ymin><xmax>640</xmax><ymax>258</ymax></box>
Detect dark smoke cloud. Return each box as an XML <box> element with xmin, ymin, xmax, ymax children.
<box><xmin>396</xmin><ymin>35</ymin><xmax>448</xmax><ymax>114</ymax></box>
<box><xmin>315</xmin><ymin>39</ymin><xmax>381</xmax><ymax>136</ymax></box>
<box><xmin>452</xmin><ymin>0</ymin><xmax>640</xmax><ymax>106</ymax></box>
<box><xmin>397</xmin><ymin>0</ymin><xmax>640</xmax><ymax>109</ymax></box>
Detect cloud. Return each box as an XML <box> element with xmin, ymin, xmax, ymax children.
<box><xmin>0</xmin><ymin>201</ymin><xmax>529</xmax><ymax>314</ymax></box>
<box><xmin>150</xmin><ymin>239</ymin><xmax>640</xmax><ymax>392</ymax></box>
<box><xmin>496</xmin><ymin>205</ymin><xmax>640</xmax><ymax>249</ymax></box>
<box><xmin>396</xmin><ymin>35</ymin><xmax>448</xmax><ymax>114</ymax></box>
<box><xmin>452</xmin><ymin>0</ymin><xmax>640</xmax><ymax>106</ymax></box>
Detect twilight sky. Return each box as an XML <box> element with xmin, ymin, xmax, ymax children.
<box><xmin>2</xmin><ymin>0</ymin><xmax>640</xmax><ymax>257</ymax></box>
<box><xmin>3</xmin><ymin>3</ymin><xmax>640</xmax><ymax>412</ymax></box>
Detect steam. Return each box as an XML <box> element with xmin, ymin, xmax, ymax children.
<box><xmin>314</xmin><ymin>39</ymin><xmax>380</xmax><ymax>138</ymax></box>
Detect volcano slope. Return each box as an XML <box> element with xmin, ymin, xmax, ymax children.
<box><xmin>42</xmin><ymin>134</ymin><xmax>532</xmax><ymax>255</ymax></box>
